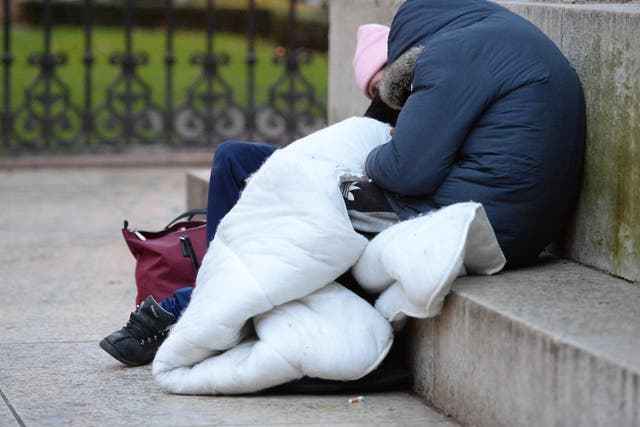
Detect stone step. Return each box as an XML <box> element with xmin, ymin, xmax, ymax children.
<box><xmin>186</xmin><ymin>168</ymin><xmax>211</xmax><ymax>210</ymax></box>
<box><xmin>409</xmin><ymin>257</ymin><xmax>640</xmax><ymax>427</ymax></box>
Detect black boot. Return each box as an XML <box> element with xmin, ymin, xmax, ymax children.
<box><xmin>99</xmin><ymin>295</ymin><xmax>176</xmax><ymax>367</ymax></box>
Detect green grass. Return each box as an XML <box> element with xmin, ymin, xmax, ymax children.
<box><xmin>1</xmin><ymin>25</ymin><xmax>328</xmax><ymax>111</ymax></box>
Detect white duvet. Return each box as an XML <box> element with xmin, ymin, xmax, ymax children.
<box><xmin>152</xmin><ymin>117</ymin><xmax>506</xmax><ymax>395</ymax></box>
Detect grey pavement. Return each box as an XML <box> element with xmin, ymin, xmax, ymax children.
<box><xmin>0</xmin><ymin>167</ymin><xmax>458</xmax><ymax>426</ymax></box>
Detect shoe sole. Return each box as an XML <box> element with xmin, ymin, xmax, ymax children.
<box><xmin>99</xmin><ymin>338</ymin><xmax>149</xmax><ymax>367</ymax></box>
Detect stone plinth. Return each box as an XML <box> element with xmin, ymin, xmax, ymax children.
<box><xmin>498</xmin><ymin>0</ymin><xmax>640</xmax><ymax>282</ymax></box>
<box><xmin>328</xmin><ymin>0</ymin><xmax>403</xmax><ymax>124</ymax></box>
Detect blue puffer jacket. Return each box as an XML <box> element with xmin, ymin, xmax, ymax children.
<box><xmin>365</xmin><ymin>0</ymin><xmax>586</xmax><ymax>268</ymax></box>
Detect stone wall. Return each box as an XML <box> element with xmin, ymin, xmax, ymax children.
<box><xmin>328</xmin><ymin>0</ymin><xmax>640</xmax><ymax>282</ymax></box>
<box><xmin>327</xmin><ymin>0</ymin><xmax>403</xmax><ymax>123</ymax></box>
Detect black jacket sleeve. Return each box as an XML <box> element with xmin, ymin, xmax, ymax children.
<box><xmin>364</xmin><ymin>93</ymin><xmax>400</xmax><ymax>127</ymax></box>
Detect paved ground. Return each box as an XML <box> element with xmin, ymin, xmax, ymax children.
<box><xmin>0</xmin><ymin>168</ymin><xmax>458</xmax><ymax>426</ymax></box>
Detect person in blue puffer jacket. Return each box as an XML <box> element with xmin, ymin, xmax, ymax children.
<box><xmin>367</xmin><ymin>0</ymin><xmax>586</xmax><ymax>268</ymax></box>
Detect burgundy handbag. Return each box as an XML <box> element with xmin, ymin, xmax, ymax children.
<box><xmin>122</xmin><ymin>209</ymin><xmax>207</xmax><ymax>305</ymax></box>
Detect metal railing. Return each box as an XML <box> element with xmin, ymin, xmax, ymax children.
<box><xmin>0</xmin><ymin>0</ymin><xmax>327</xmax><ymax>154</ymax></box>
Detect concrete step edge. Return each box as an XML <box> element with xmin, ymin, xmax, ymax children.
<box><xmin>410</xmin><ymin>257</ymin><xmax>640</xmax><ymax>427</ymax></box>
<box><xmin>453</xmin><ymin>270</ymin><xmax>640</xmax><ymax>375</ymax></box>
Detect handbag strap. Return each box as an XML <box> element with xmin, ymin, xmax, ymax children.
<box><xmin>180</xmin><ymin>235</ymin><xmax>200</xmax><ymax>274</ymax></box>
<box><xmin>165</xmin><ymin>208</ymin><xmax>207</xmax><ymax>229</ymax></box>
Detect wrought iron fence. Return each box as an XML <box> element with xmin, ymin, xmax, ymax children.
<box><xmin>0</xmin><ymin>0</ymin><xmax>327</xmax><ymax>154</ymax></box>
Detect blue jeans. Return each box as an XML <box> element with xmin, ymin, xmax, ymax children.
<box><xmin>159</xmin><ymin>140</ymin><xmax>277</xmax><ymax>319</ymax></box>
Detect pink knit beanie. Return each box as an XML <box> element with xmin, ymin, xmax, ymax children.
<box><xmin>352</xmin><ymin>24</ymin><xmax>390</xmax><ymax>98</ymax></box>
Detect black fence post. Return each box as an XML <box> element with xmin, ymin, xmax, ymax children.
<box><xmin>1</xmin><ymin>0</ymin><xmax>13</xmax><ymax>150</ymax></box>
<box><xmin>42</xmin><ymin>0</ymin><xmax>53</xmax><ymax>148</ymax></box>
<box><xmin>246</xmin><ymin>0</ymin><xmax>256</xmax><ymax>141</ymax></box>
<box><xmin>205</xmin><ymin>0</ymin><xmax>214</xmax><ymax>147</ymax></box>
<box><xmin>83</xmin><ymin>0</ymin><xmax>93</xmax><ymax>146</ymax></box>
<box><xmin>165</xmin><ymin>0</ymin><xmax>175</xmax><ymax>145</ymax></box>
<box><xmin>286</xmin><ymin>0</ymin><xmax>298</xmax><ymax>137</ymax></box>
<box><xmin>123</xmin><ymin>0</ymin><xmax>133</xmax><ymax>146</ymax></box>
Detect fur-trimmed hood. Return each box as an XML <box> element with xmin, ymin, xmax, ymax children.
<box><xmin>379</xmin><ymin>0</ymin><xmax>502</xmax><ymax>110</ymax></box>
<box><xmin>379</xmin><ymin>46</ymin><xmax>423</xmax><ymax>110</ymax></box>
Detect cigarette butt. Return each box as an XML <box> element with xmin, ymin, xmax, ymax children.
<box><xmin>348</xmin><ymin>396</ymin><xmax>364</xmax><ymax>404</ymax></box>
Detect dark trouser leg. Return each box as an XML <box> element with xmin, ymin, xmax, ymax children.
<box><xmin>206</xmin><ymin>140</ymin><xmax>278</xmax><ymax>245</ymax></box>
<box><xmin>158</xmin><ymin>286</ymin><xmax>194</xmax><ymax>319</ymax></box>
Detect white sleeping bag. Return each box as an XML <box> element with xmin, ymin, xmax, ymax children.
<box><xmin>353</xmin><ymin>202</ymin><xmax>505</xmax><ymax>328</ymax></box>
<box><xmin>152</xmin><ymin>117</ymin><xmax>506</xmax><ymax>395</ymax></box>
<box><xmin>153</xmin><ymin>117</ymin><xmax>395</xmax><ymax>394</ymax></box>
